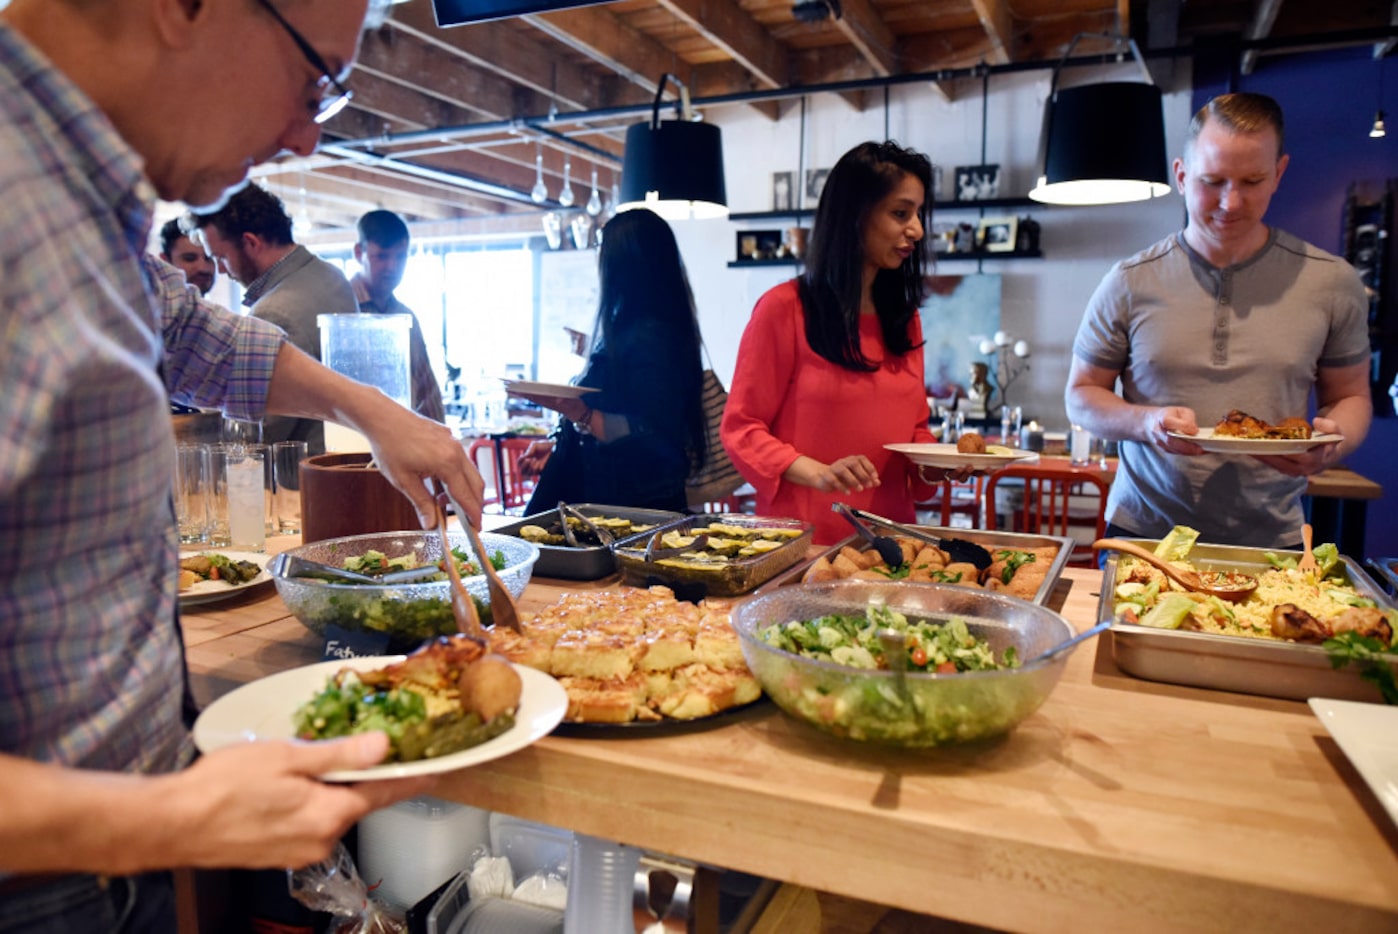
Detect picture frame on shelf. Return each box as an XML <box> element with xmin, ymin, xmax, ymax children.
<box><xmin>954</xmin><ymin>164</ymin><xmax>1001</xmax><ymax>201</ymax></box>
<box><xmin>772</xmin><ymin>171</ymin><xmax>794</xmax><ymax>212</ymax></box>
<box><xmin>805</xmin><ymin>168</ymin><xmax>830</xmax><ymax>204</ymax></box>
<box><xmin>977</xmin><ymin>216</ymin><xmax>1017</xmax><ymax>253</ymax></box>
<box><xmin>736</xmin><ymin>229</ymin><xmax>784</xmax><ymax>262</ymax></box>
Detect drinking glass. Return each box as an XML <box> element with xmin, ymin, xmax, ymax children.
<box><xmin>272</xmin><ymin>441</ymin><xmax>308</xmax><ymax>535</ymax></box>
<box><xmin>941</xmin><ymin>408</ymin><xmax>964</xmax><ymax>443</ymax></box>
<box><xmin>221</xmin><ymin>444</ymin><xmax>266</xmax><ymax>552</ymax></box>
<box><xmin>1069</xmin><ymin>424</ymin><xmax>1093</xmax><ymax>466</ymax></box>
<box><xmin>221</xmin><ymin>417</ymin><xmax>262</xmax><ymax>445</ymax></box>
<box><xmin>174</xmin><ymin>443</ymin><xmax>210</xmax><ymax>544</ymax></box>
<box><xmin>999</xmin><ymin>405</ymin><xmax>1022</xmax><ymax>447</ymax></box>
<box><xmin>206</xmin><ymin>445</ymin><xmax>232</xmax><ymax>547</ymax></box>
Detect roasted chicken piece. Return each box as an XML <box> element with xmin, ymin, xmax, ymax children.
<box><xmin>1213</xmin><ymin>409</ymin><xmax>1311</xmax><ymax>440</ymax></box>
<box><xmin>1328</xmin><ymin>607</ymin><xmax>1394</xmax><ymax>645</ymax></box>
<box><xmin>1270</xmin><ymin>604</ymin><xmax>1330</xmax><ymax>643</ymax></box>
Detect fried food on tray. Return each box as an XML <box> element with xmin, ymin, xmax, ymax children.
<box><xmin>294</xmin><ymin>635</ymin><xmax>522</xmax><ymax>763</ymax></box>
<box><xmin>801</xmin><ymin>537</ymin><xmax>1055</xmax><ymax>598</ymax></box>
<box><xmin>1213</xmin><ymin>409</ymin><xmax>1312</xmax><ymax>440</ymax></box>
<box><xmin>486</xmin><ymin>586</ymin><xmax>760</xmax><ymax>723</ymax></box>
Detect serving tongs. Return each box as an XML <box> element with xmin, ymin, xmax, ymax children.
<box><xmin>436</xmin><ymin>501</ymin><xmax>483</xmax><ymax>639</ymax></box>
<box><xmin>644</xmin><ymin>529</ymin><xmax>710</xmax><ymax>562</ymax></box>
<box><xmin>839</xmin><ymin>506</ymin><xmax>994</xmax><ymax>571</ymax></box>
<box><xmin>271</xmin><ymin>552</ymin><xmax>443</xmax><ymax>586</ymax></box>
<box><xmin>833</xmin><ymin>503</ymin><xmax>907</xmax><ymax>569</ymax></box>
<box><xmin>556</xmin><ymin>501</ymin><xmax>614</xmax><ymax>548</ymax></box>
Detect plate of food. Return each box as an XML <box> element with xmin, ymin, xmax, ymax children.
<box><xmin>1166</xmin><ymin>428</ymin><xmax>1343</xmax><ymax>455</ymax></box>
<box><xmin>1168</xmin><ymin>408</ymin><xmax>1342</xmax><ymax>454</ymax></box>
<box><xmin>501</xmin><ymin>379</ymin><xmax>599</xmax><ymax>400</ymax></box>
<box><xmin>178</xmin><ymin>551</ymin><xmax>272</xmax><ymax>606</ymax></box>
<box><xmin>192</xmin><ymin>639</ymin><xmax>568</xmax><ymax>781</ymax></box>
<box><xmin>884</xmin><ymin>442</ymin><xmax>1039</xmax><ymax>471</ymax></box>
<box><xmin>1308</xmin><ymin>698</ymin><xmax>1398</xmax><ymax>828</ymax></box>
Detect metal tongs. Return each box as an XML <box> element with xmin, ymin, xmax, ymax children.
<box><xmin>644</xmin><ymin>528</ymin><xmax>710</xmax><ymax>562</ymax></box>
<box><xmin>270</xmin><ymin>552</ymin><xmax>444</xmax><ymax>586</ymax></box>
<box><xmin>557</xmin><ymin>501</ymin><xmax>614</xmax><ymax>547</ymax></box>
<box><xmin>839</xmin><ymin>506</ymin><xmax>994</xmax><ymax>571</ymax></box>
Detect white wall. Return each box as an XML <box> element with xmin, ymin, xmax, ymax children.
<box><xmin>669</xmin><ymin>69</ymin><xmax>1193</xmax><ymax>430</ymax></box>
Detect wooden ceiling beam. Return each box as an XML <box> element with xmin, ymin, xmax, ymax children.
<box><xmin>654</xmin><ymin>0</ymin><xmax>792</xmax><ymax>88</ymax></box>
<box><xmin>968</xmin><ymin>0</ymin><xmax>1014</xmax><ymax>65</ymax></box>
<box><xmin>1241</xmin><ymin>0</ymin><xmax>1286</xmax><ymax>75</ymax></box>
<box><xmin>831</xmin><ymin>0</ymin><xmax>900</xmax><ymax>77</ymax></box>
<box><xmin>524</xmin><ymin>6</ymin><xmax>696</xmax><ymax>97</ymax></box>
<box><xmin>384</xmin><ymin>1</ymin><xmax>611</xmax><ymax>113</ymax></box>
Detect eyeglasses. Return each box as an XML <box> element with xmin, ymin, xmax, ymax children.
<box><xmin>254</xmin><ymin>0</ymin><xmax>353</xmax><ymax>124</ymax></box>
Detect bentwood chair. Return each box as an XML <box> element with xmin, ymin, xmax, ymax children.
<box><xmin>983</xmin><ymin>464</ymin><xmax>1110</xmax><ymax>567</ymax></box>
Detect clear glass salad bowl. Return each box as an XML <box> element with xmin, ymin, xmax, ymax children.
<box><xmin>731</xmin><ymin>580</ymin><xmax>1076</xmax><ymax>747</ymax></box>
<box><xmin>270</xmin><ymin>530</ymin><xmax>539</xmax><ymax>646</ymax></box>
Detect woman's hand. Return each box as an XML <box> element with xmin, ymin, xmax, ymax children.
<box><xmin>784</xmin><ymin>455</ymin><xmax>881</xmax><ymax>493</ymax></box>
<box><xmin>518</xmin><ymin>440</ymin><xmax>554</xmax><ymax>478</ymax></box>
<box><xmin>512</xmin><ymin>392</ymin><xmax>590</xmax><ymax>424</ymax></box>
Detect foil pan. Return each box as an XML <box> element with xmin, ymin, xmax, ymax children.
<box><xmin>614</xmin><ymin>514</ymin><xmax>814</xmax><ymax>598</ymax></box>
<box><xmin>756</xmin><ymin>525</ymin><xmax>1073</xmax><ymax>607</ymax></box>
<box><xmin>1100</xmin><ymin>541</ymin><xmax>1397</xmax><ymax>703</ymax></box>
<box><xmin>491</xmin><ymin>504</ymin><xmax>683</xmax><ymax>580</ymax></box>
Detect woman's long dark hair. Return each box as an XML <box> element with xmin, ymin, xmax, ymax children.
<box><xmin>591</xmin><ymin>208</ymin><xmax>707</xmax><ymax>464</ymax></box>
<box><xmin>798</xmin><ymin>140</ymin><xmax>932</xmax><ymax>371</ymax></box>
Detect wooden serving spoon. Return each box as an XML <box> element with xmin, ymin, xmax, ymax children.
<box><xmin>437</xmin><ymin>501</ymin><xmax>484</xmax><ymax>638</ymax></box>
<box><xmin>1298</xmin><ymin>523</ymin><xmax>1320</xmax><ymax>576</ymax></box>
<box><xmin>1093</xmin><ymin>539</ymin><xmax>1259</xmax><ymax>603</ymax></box>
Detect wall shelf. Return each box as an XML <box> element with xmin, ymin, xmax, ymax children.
<box><xmin>728</xmin><ymin>249</ymin><xmax>1041</xmax><ymax>268</ymax></box>
<box><xmin>729</xmin><ymin>197</ymin><xmax>1044</xmax><ymax>223</ymax></box>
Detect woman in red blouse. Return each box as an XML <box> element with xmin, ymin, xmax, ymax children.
<box><xmin>721</xmin><ymin>141</ymin><xmax>940</xmax><ymax>544</ymax></box>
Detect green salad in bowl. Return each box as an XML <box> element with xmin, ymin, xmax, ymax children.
<box><xmin>271</xmin><ymin>530</ymin><xmax>539</xmax><ymax>647</ymax></box>
<box><xmin>733</xmin><ymin>581</ymin><xmax>1074</xmax><ymax>747</ymax></box>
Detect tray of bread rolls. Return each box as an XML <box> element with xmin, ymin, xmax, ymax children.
<box><xmin>755</xmin><ymin>525</ymin><xmax>1074</xmax><ymax>607</ymax></box>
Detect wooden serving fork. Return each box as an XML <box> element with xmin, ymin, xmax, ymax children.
<box><xmin>437</xmin><ymin>501</ymin><xmax>484</xmax><ymax>638</ymax></box>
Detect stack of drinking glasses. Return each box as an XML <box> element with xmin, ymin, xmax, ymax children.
<box><xmin>174</xmin><ymin>434</ymin><xmax>307</xmax><ymax>552</ymax></box>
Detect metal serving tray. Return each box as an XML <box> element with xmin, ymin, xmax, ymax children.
<box><xmin>1366</xmin><ymin>557</ymin><xmax>1398</xmax><ymax>596</ymax></box>
<box><xmin>1100</xmin><ymin>541</ymin><xmax>1398</xmax><ymax>703</ymax></box>
<box><xmin>756</xmin><ymin>525</ymin><xmax>1074</xmax><ymax>606</ymax></box>
<box><xmin>613</xmin><ymin>514</ymin><xmax>814</xmax><ymax>598</ymax></box>
<box><xmin>491</xmin><ymin>504</ymin><xmax>683</xmax><ymax>581</ymax></box>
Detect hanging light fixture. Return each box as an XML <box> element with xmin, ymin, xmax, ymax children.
<box><xmin>1028</xmin><ymin>34</ymin><xmax>1170</xmax><ymax>206</ymax></box>
<box><xmin>585</xmin><ymin>167</ymin><xmax>603</xmax><ymax>216</ymax></box>
<box><xmin>618</xmin><ymin>73</ymin><xmax>727</xmax><ymax>220</ymax></box>
<box><xmin>558</xmin><ymin>155</ymin><xmax>575</xmax><ymax>208</ymax></box>
<box><xmin>1372</xmin><ymin>111</ymin><xmax>1388</xmax><ymax>139</ymax></box>
<box><xmin>530</xmin><ymin>145</ymin><xmax>549</xmax><ymax>204</ymax></box>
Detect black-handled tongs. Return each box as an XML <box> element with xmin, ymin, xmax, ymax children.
<box><xmin>556</xmin><ymin>501</ymin><xmax>614</xmax><ymax>547</ymax></box>
<box><xmin>839</xmin><ymin>506</ymin><xmax>994</xmax><ymax>570</ymax></box>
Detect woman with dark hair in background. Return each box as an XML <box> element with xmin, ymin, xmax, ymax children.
<box><xmin>721</xmin><ymin>140</ymin><xmax>939</xmax><ymax>544</ymax></box>
<box><xmin>515</xmin><ymin>208</ymin><xmax>707</xmax><ymax>512</ymax></box>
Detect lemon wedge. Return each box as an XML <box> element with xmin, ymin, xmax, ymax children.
<box><xmin>985</xmin><ymin>445</ymin><xmax>1015</xmax><ymax>456</ymax></box>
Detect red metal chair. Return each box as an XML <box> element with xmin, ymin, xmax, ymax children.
<box><xmin>983</xmin><ymin>464</ymin><xmax>1110</xmax><ymax>567</ymax></box>
<box><xmin>465</xmin><ymin>437</ymin><xmax>502</xmax><ymax>511</ymax></box>
<box><xmin>916</xmin><ymin>476</ymin><xmax>986</xmax><ymax>528</ymax></box>
<box><xmin>496</xmin><ymin>436</ymin><xmax>539</xmax><ymax>513</ymax></box>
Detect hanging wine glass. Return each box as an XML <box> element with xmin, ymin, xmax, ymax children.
<box><xmin>585</xmin><ymin>167</ymin><xmax>602</xmax><ymax>216</ymax></box>
<box><xmin>541</xmin><ymin>211</ymin><xmax>563</xmax><ymax>250</ymax></box>
<box><xmin>557</xmin><ymin>156</ymin><xmax>575</xmax><ymax>208</ymax></box>
<box><xmin>530</xmin><ymin>145</ymin><xmax>548</xmax><ymax>204</ymax></box>
<box><xmin>606</xmin><ymin>176</ymin><xmax>619</xmax><ymax>219</ymax></box>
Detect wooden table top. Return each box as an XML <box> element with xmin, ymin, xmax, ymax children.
<box><xmin>183</xmin><ymin>538</ymin><xmax>1398</xmax><ymax>933</ymax></box>
<box><xmin>1014</xmin><ymin>455</ymin><xmax>1382</xmax><ymax>502</ymax></box>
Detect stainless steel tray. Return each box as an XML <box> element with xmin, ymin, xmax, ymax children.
<box><xmin>1100</xmin><ymin>541</ymin><xmax>1398</xmax><ymax>702</ymax></box>
<box><xmin>1366</xmin><ymin>557</ymin><xmax>1398</xmax><ymax>596</ymax></box>
<box><xmin>756</xmin><ymin>525</ymin><xmax>1074</xmax><ymax>607</ymax></box>
<box><xmin>613</xmin><ymin>514</ymin><xmax>814</xmax><ymax>597</ymax></box>
<box><xmin>491</xmin><ymin>504</ymin><xmax>683</xmax><ymax>581</ymax></box>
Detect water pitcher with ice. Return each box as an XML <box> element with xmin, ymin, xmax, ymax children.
<box><xmin>318</xmin><ymin>313</ymin><xmax>412</xmax><ymax>452</ymax></box>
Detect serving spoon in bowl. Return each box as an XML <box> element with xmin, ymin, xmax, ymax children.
<box><xmin>1092</xmin><ymin>539</ymin><xmax>1259</xmax><ymax>603</ymax></box>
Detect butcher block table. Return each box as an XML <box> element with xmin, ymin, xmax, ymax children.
<box><xmin>183</xmin><ymin>537</ymin><xmax>1398</xmax><ymax>934</ymax></box>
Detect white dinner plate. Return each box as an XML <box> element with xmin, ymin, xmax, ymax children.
<box><xmin>1308</xmin><ymin>697</ymin><xmax>1398</xmax><ymax>828</ymax></box>
<box><xmin>178</xmin><ymin>550</ymin><xmax>272</xmax><ymax>607</ymax></box>
<box><xmin>192</xmin><ymin>656</ymin><xmax>568</xmax><ymax>781</ymax></box>
<box><xmin>501</xmin><ymin>379</ymin><xmax>600</xmax><ymax>399</ymax></box>
<box><xmin>885</xmin><ymin>442</ymin><xmax>1039</xmax><ymax>471</ymax></box>
<box><xmin>1166</xmin><ymin>429</ymin><xmax>1343</xmax><ymax>455</ymax></box>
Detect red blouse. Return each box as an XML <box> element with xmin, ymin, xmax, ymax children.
<box><xmin>720</xmin><ymin>280</ymin><xmax>936</xmax><ymax>545</ymax></box>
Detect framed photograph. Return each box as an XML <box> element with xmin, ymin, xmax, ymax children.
<box><xmin>805</xmin><ymin>168</ymin><xmax>830</xmax><ymax>204</ymax></box>
<box><xmin>735</xmin><ymin>229</ymin><xmax>784</xmax><ymax>262</ymax></box>
<box><xmin>772</xmin><ymin>171</ymin><xmax>795</xmax><ymax>212</ymax></box>
<box><xmin>977</xmin><ymin>216</ymin><xmax>1018</xmax><ymax>253</ymax></box>
<box><xmin>954</xmin><ymin>164</ymin><xmax>1001</xmax><ymax>201</ymax></box>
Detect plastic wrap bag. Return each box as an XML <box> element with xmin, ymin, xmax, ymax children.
<box><xmin>288</xmin><ymin>842</ymin><xmax>406</xmax><ymax>934</ymax></box>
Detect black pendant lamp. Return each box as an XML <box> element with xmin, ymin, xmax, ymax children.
<box><xmin>1028</xmin><ymin>35</ymin><xmax>1170</xmax><ymax>206</ymax></box>
<box><xmin>618</xmin><ymin>74</ymin><xmax>727</xmax><ymax>220</ymax></box>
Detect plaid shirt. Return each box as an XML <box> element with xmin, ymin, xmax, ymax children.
<box><xmin>0</xmin><ymin>24</ymin><xmax>286</xmax><ymax>774</ymax></box>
